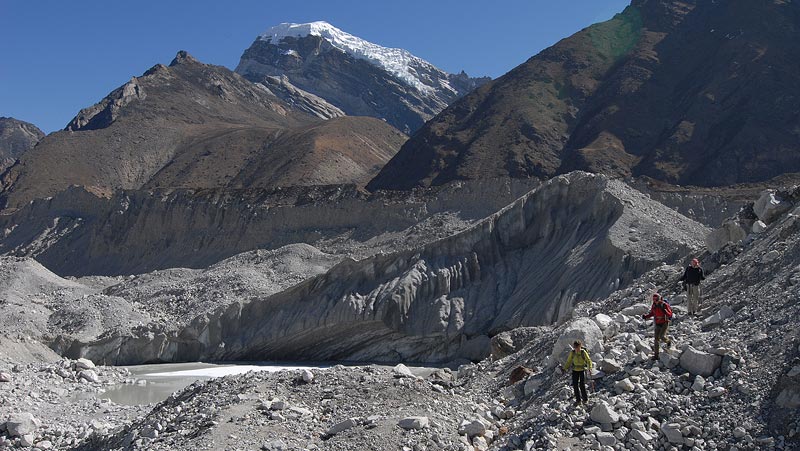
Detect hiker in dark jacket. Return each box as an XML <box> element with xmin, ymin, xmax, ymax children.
<box><xmin>680</xmin><ymin>258</ymin><xmax>705</xmax><ymax>316</ymax></box>
<box><xmin>643</xmin><ymin>293</ymin><xmax>673</xmax><ymax>360</ymax></box>
<box><xmin>562</xmin><ymin>340</ymin><xmax>593</xmax><ymax>406</ymax></box>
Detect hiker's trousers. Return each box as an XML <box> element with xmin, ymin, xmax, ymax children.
<box><xmin>687</xmin><ymin>284</ymin><xmax>701</xmax><ymax>314</ymax></box>
<box><xmin>572</xmin><ymin>370</ymin><xmax>588</xmax><ymax>403</ymax></box>
<box><xmin>653</xmin><ymin>322</ymin><xmax>671</xmax><ymax>357</ymax></box>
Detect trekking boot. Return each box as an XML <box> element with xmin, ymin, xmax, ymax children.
<box><xmin>665</xmin><ymin>340</ymin><xmax>672</xmax><ymax>349</ymax></box>
<box><xmin>651</xmin><ymin>355</ymin><xmax>659</xmax><ymax>361</ymax></box>
<box><xmin>574</xmin><ymin>400</ymin><xmax>581</xmax><ymax>407</ymax></box>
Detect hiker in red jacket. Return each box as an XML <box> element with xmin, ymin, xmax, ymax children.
<box><xmin>642</xmin><ymin>293</ymin><xmax>673</xmax><ymax>360</ymax></box>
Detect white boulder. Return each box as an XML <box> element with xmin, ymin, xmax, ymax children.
<box><xmin>75</xmin><ymin>358</ymin><xmax>96</xmax><ymax>370</ymax></box>
<box><xmin>550</xmin><ymin>317</ymin><xmax>603</xmax><ymax>366</ymax></box>
<box><xmin>754</xmin><ymin>190</ymin><xmax>791</xmax><ymax>224</ymax></box>
<box><xmin>593</xmin><ymin>313</ymin><xmax>613</xmax><ymax>331</ymax></box>
<box><xmin>614</xmin><ymin>378</ymin><xmax>635</xmax><ymax>392</ymax></box>
<box><xmin>392</xmin><ymin>363</ymin><xmax>415</xmax><ymax>378</ymax></box>
<box><xmin>79</xmin><ymin>370</ymin><xmax>100</xmax><ymax>383</ymax></box>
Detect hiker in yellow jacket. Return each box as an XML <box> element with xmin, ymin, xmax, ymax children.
<box><xmin>563</xmin><ymin>340</ymin><xmax>593</xmax><ymax>406</ymax></box>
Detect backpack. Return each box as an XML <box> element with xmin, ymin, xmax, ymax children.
<box><xmin>656</xmin><ymin>296</ymin><xmax>674</xmax><ymax>320</ymax></box>
<box><xmin>665</xmin><ymin>298</ymin><xmax>674</xmax><ymax>318</ymax></box>
<box><xmin>570</xmin><ymin>349</ymin><xmax>591</xmax><ymax>367</ymax></box>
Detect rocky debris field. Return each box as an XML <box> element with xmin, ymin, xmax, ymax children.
<box><xmin>1</xmin><ymin>184</ymin><xmax>800</xmax><ymax>450</ymax></box>
<box><xmin>0</xmin><ymin>244</ymin><xmax>342</xmax><ymax>365</ymax></box>
<box><xmin>467</xmin><ymin>187</ymin><xmax>800</xmax><ymax>451</ymax></box>
<box><xmin>0</xmin><ymin>357</ymin><xmax>147</xmax><ymax>450</ymax></box>
<box><xmin>75</xmin><ymin>365</ymin><xmax>484</xmax><ymax>451</ymax></box>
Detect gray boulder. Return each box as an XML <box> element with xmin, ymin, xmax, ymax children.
<box><xmin>261</xmin><ymin>440</ymin><xmax>288</xmax><ymax>451</ymax></box>
<box><xmin>776</xmin><ymin>387</ymin><xmax>800</xmax><ymax>408</ymax></box>
<box><xmin>590</xmin><ymin>401</ymin><xmax>620</xmax><ymax>425</ymax></box>
<box><xmin>660</xmin><ymin>422</ymin><xmax>684</xmax><ymax>444</ymax></box>
<box><xmin>596</xmin><ymin>431</ymin><xmax>617</xmax><ymax>446</ymax></box>
<box><xmin>326</xmin><ymin>418</ymin><xmax>359</xmax><ymax>436</ymax></box>
<box><xmin>397</xmin><ymin>417</ymin><xmax>429</xmax><ymax>430</ymax></box>
<box><xmin>599</xmin><ymin>359</ymin><xmax>623</xmax><ymax>374</ymax></box>
<box><xmin>702</xmin><ymin>306</ymin><xmax>735</xmax><ymax>327</ymax></box>
<box><xmin>621</xmin><ymin>304</ymin><xmax>650</xmax><ymax>316</ymax></box>
<box><xmin>5</xmin><ymin>412</ymin><xmax>40</xmax><ymax>437</ymax></box>
<box><xmin>629</xmin><ymin>429</ymin><xmax>654</xmax><ymax>442</ymax></box>
<box><xmin>706</xmin><ymin>220</ymin><xmax>747</xmax><ymax>252</ymax></box>
<box><xmin>524</xmin><ymin>376</ymin><xmax>542</xmax><ymax>396</ymax></box>
<box><xmin>679</xmin><ymin>346</ymin><xmax>722</xmax><ymax>377</ymax></box>
<box><xmin>461</xmin><ymin>419</ymin><xmax>488</xmax><ymax>437</ymax></box>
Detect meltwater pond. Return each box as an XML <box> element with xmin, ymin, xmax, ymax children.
<box><xmin>98</xmin><ymin>362</ymin><xmax>333</xmax><ymax>406</ymax></box>
<box><xmin>97</xmin><ymin>361</ymin><xmax>437</xmax><ymax>406</ymax></box>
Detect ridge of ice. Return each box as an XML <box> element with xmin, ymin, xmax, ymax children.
<box><xmin>258</xmin><ymin>21</ymin><xmax>441</xmax><ymax>94</ymax></box>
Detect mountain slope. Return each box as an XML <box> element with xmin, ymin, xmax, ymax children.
<box><xmin>0</xmin><ymin>117</ymin><xmax>44</xmax><ymax>172</ymax></box>
<box><xmin>369</xmin><ymin>0</ymin><xmax>800</xmax><ymax>190</ymax></box>
<box><xmin>236</xmin><ymin>21</ymin><xmax>490</xmax><ymax>134</ymax></box>
<box><xmin>0</xmin><ymin>52</ymin><xmax>404</xmax><ymax>210</ymax></box>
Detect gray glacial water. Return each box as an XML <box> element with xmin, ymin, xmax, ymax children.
<box><xmin>98</xmin><ymin>362</ymin><xmax>333</xmax><ymax>406</ymax></box>
<box><xmin>97</xmin><ymin>361</ymin><xmax>437</xmax><ymax>406</ymax></box>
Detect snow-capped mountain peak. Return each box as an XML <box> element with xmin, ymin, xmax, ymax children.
<box><xmin>259</xmin><ymin>21</ymin><xmax>438</xmax><ymax>94</ymax></box>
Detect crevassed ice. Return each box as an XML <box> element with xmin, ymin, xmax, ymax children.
<box><xmin>259</xmin><ymin>21</ymin><xmax>441</xmax><ymax>95</ymax></box>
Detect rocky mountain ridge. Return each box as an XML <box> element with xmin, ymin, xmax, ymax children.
<box><xmin>369</xmin><ymin>0</ymin><xmax>800</xmax><ymax>190</ymax></box>
<box><xmin>0</xmin><ymin>51</ymin><xmax>405</xmax><ymax>210</ymax></box>
<box><xmin>236</xmin><ymin>21</ymin><xmax>490</xmax><ymax>134</ymax></box>
<box><xmin>0</xmin><ymin>118</ymin><xmax>44</xmax><ymax>173</ymax></box>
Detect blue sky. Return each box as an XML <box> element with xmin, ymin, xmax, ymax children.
<box><xmin>0</xmin><ymin>0</ymin><xmax>630</xmax><ymax>133</ymax></box>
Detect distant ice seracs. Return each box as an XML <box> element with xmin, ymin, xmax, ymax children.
<box><xmin>259</xmin><ymin>21</ymin><xmax>439</xmax><ymax>95</ymax></box>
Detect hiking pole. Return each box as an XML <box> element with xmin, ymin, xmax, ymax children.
<box><xmin>585</xmin><ymin>369</ymin><xmax>596</xmax><ymax>394</ymax></box>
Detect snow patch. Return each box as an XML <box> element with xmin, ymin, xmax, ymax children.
<box><xmin>259</xmin><ymin>21</ymin><xmax>440</xmax><ymax>94</ymax></box>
